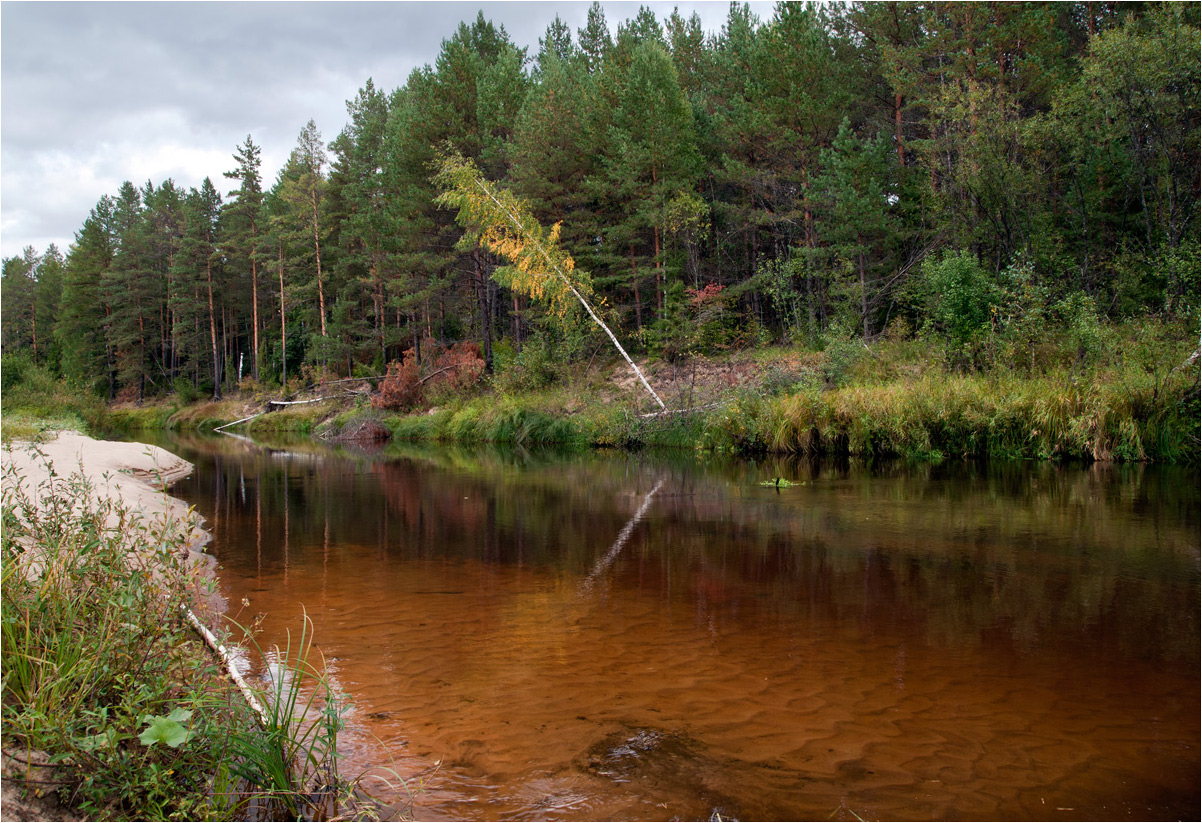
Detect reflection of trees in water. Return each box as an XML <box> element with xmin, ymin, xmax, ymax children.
<box><xmin>169</xmin><ymin>433</ymin><xmax>1198</xmax><ymax>666</ymax></box>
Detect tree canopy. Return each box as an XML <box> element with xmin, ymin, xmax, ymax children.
<box><xmin>4</xmin><ymin>1</ymin><xmax>1197</xmax><ymax>400</ymax></box>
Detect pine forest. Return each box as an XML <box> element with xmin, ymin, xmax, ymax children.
<box><xmin>2</xmin><ymin>2</ymin><xmax>1198</xmax><ymax>435</ymax></box>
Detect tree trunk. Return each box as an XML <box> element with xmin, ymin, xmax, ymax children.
<box><xmin>137</xmin><ymin>302</ymin><xmax>147</xmax><ymax>402</ymax></box>
<box><xmin>512</xmin><ymin>294</ymin><xmax>522</xmax><ymax>349</ymax></box>
<box><xmin>310</xmin><ymin>189</ymin><xmax>327</xmax><ymax>338</ymax></box>
<box><xmin>654</xmin><ymin>224</ymin><xmax>663</xmax><ymax>319</ymax></box>
<box><xmin>372</xmin><ymin>254</ymin><xmax>385</xmax><ymax>365</ymax></box>
<box><xmin>207</xmin><ymin>257</ymin><xmax>222</xmax><ymax>399</ymax></box>
<box><xmin>278</xmin><ymin>240</ymin><xmax>287</xmax><ymax>388</ymax></box>
<box><xmin>858</xmin><ymin>239</ymin><xmax>869</xmax><ymax>339</ymax></box>
<box><xmin>473</xmin><ymin>248</ymin><xmax>494</xmax><ymax>372</ymax></box>
<box><xmin>630</xmin><ymin>245</ymin><xmax>643</xmax><ymax>332</ymax></box>
<box><xmin>251</xmin><ymin>220</ymin><xmax>260</xmax><ymax>382</ymax></box>
<box><xmin>895</xmin><ymin>92</ymin><xmax>905</xmax><ymax>165</ymax></box>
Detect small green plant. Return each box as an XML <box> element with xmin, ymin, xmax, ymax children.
<box><xmin>0</xmin><ymin>445</ymin><xmax>397</xmax><ymax>820</ymax></box>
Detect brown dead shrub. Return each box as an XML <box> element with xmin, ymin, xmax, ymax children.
<box><xmin>372</xmin><ymin>342</ymin><xmax>485</xmax><ymax>411</ymax></box>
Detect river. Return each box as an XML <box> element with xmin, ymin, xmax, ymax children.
<box><xmin>150</xmin><ymin>432</ymin><xmax>1198</xmax><ymax>821</ymax></box>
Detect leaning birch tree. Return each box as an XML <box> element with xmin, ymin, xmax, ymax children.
<box><xmin>434</xmin><ymin>150</ymin><xmax>665</xmax><ymax>409</ymax></box>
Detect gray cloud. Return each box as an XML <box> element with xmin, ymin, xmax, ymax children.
<box><xmin>1</xmin><ymin>1</ymin><xmax>772</xmax><ymax>260</ymax></box>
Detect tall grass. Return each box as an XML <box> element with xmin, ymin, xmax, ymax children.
<box><xmin>704</xmin><ymin>363</ymin><xmax>1200</xmax><ymax>462</ymax></box>
<box><xmin>227</xmin><ymin>611</ymin><xmax>366</xmax><ymax>821</ymax></box>
<box><xmin>1</xmin><ymin>444</ymin><xmax>389</xmax><ymax>820</ymax></box>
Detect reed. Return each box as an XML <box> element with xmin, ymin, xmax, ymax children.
<box><xmin>226</xmin><ymin>610</ymin><xmax>370</xmax><ymax>821</ymax></box>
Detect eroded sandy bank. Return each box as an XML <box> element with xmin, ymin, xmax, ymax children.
<box><xmin>2</xmin><ymin>430</ymin><xmax>208</xmax><ymax>553</ymax></box>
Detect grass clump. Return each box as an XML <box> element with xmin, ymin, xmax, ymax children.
<box><xmin>1</xmin><ymin>444</ymin><xmax>385</xmax><ymax>821</ymax></box>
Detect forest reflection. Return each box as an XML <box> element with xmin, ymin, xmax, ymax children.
<box><xmin>170</xmin><ymin>433</ymin><xmax>1199</xmax><ymax>665</ymax></box>
<box><xmin>155</xmin><ymin>433</ymin><xmax>1198</xmax><ymax>821</ymax></box>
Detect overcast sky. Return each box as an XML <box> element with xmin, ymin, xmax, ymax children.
<box><xmin>1</xmin><ymin>1</ymin><xmax>777</xmax><ymax>262</ymax></box>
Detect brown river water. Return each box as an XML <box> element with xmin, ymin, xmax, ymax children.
<box><xmin>152</xmin><ymin>433</ymin><xmax>1199</xmax><ymax>821</ymax></box>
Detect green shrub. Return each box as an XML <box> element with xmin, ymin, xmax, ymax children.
<box><xmin>820</xmin><ymin>322</ymin><xmax>865</xmax><ymax>388</ymax></box>
<box><xmin>915</xmin><ymin>249</ymin><xmax>998</xmax><ymax>369</ymax></box>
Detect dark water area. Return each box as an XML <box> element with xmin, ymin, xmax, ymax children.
<box><xmin>147</xmin><ymin>432</ymin><xmax>1199</xmax><ymax>821</ymax></box>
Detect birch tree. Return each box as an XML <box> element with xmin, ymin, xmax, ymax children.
<box><xmin>435</xmin><ymin>151</ymin><xmax>665</xmax><ymax>409</ymax></box>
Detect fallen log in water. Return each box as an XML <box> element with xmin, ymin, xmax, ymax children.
<box><xmin>214</xmin><ymin>396</ymin><xmax>332</xmax><ymax>433</ymax></box>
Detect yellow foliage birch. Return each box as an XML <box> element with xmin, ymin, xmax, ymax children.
<box><xmin>434</xmin><ymin>150</ymin><xmax>665</xmax><ymax>409</ymax></box>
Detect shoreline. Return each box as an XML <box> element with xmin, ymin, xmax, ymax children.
<box><xmin>1</xmin><ymin>429</ymin><xmax>226</xmax><ymax>619</ymax></box>
<box><xmin>1</xmin><ymin>431</ymin><xmax>227</xmax><ymax>821</ymax></box>
<box><xmin>2</xmin><ymin>429</ymin><xmax>205</xmax><ymax>548</ymax></box>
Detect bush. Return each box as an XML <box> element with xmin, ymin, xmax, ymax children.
<box><xmin>492</xmin><ymin>336</ymin><xmax>561</xmax><ymax>393</ymax></box>
<box><xmin>916</xmin><ymin>250</ymin><xmax>998</xmax><ymax>368</ymax></box>
<box><xmin>820</xmin><ymin>322</ymin><xmax>865</xmax><ymax>388</ymax></box>
<box><xmin>373</xmin><ymin>341</ymin><xmax>485</xmax><ymax>411</ymax></box>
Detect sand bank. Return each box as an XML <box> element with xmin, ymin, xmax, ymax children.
<box><xmin>2</xmin><ymin>430</ymin><xmax>207</xmax><ymax>552</ymax></box>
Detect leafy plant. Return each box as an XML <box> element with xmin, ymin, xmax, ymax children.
<box><xmin>0</xmin><ymin>445</ymin><xmax>394</xmax><ymax>820</ymax></box>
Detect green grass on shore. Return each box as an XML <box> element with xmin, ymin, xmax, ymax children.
<box><xmin>1</xmin><ymin>448</ymin><xmax>382</xmax><ymax>820</ymax></box>
<box><xmin>5</xmin><ymin>322</ymin><xmax>1198</xmax><ymax>463</ymax></box>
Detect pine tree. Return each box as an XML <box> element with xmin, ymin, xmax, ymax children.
<box><xmin>577</xmin><ymin>2</ymin><xmax>613</xmax><ymax>75</ymax></box>
<box><xmin>58</xmin><ymin>196</ymin><xmax>116</xmax><ymax>393</ymax></box>
<box><xmin>329</xmin><ymin>80</ymin><xmax>393</xmax><ymax>367</ymax></box>
<box><xmin>277</xmin><ymin>120</ymin><xmax>331</xmax><ymax>347</ymax></box>
<box><xmin>815</xmin><ymin>119</ymin><xmax>895</xmax><ymax>337</ymax></box>
<box><xmin>0</xmin><ymin>247</ymin><xmax>39</xmax><ymax>356</ymax></box>
<box><xmin>223</xmin><ymin>135</ymin><xmax>266</xmax><ymax>380</ymax></box>
<box><xmin>102</xmin><ymin>181</ymin><xmax>158</xmax><ymax>399</ymax></box>
<box><xmin>178</xmin><ymin>179</ymin><xmax>224</xmax><ymax>397</ymax></box>
<box><xmin>35</xmin><ymin>244</ymin><xmax>65</xmax><ymax>374</ymax></box>
<box><xmin>601</xmin><ymin>38</ymin><xmax>701</xmax><ymax>327</ymax></box>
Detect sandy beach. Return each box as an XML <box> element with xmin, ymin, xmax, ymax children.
<box><xmin>2</xmin><ymin>430</ymin><xmax>207</xmax><ymax>553</ymax></box>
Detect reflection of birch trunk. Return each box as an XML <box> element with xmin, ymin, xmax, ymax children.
<box><xmin>578</xmin><ymin>479</ymin><xmax>664</xmax><ymax>595</ymax></box>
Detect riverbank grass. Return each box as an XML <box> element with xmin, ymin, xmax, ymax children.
<box><xmin>1</xmin><ymin>450</ymin><xmax>248</xmax><ymax>819</ymax></box>
<box><xmin>0</xmin><ymin>445</ymin><xmax>376</xmax><ymax>821</ymax></box>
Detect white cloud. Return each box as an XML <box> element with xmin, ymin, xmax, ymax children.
<box><xmin>1</xmin><ymin>1</ymin><xmax>775</xmax><ymax>260</ymax></box>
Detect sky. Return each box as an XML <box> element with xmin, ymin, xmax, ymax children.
<box><xmin>0</xmin><ymin>0</ymin><xmax>777</xmax><ymax>262</ymax></box>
